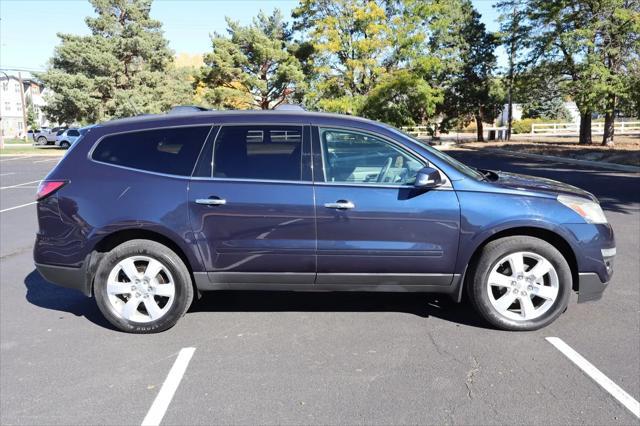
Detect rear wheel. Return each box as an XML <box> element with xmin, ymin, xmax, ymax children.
<box><xmin>60</xmin><ymin>141</ymin><xmax>70</xmax><ymax>149</ymax></box>
<box><xmin>466</xmin><ymin>236</ymin><xmax>571</xmax><ymax>331</ymax></box>
<box><xmin>94</xmin><ymin>240</ymin><xmax>193</xmax><ymax>333</ymax></box>
<box><xmin>37</xmin><ymin>136</ymin><xmax>47</xmax><ymax>145</ymax></box>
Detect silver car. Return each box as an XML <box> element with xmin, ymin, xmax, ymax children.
<box><xmin>55</xmin><ymin>126</ymin><xmax>93</xmax><ymax>149</ymax></box>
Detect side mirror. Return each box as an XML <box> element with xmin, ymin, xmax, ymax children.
<box><xmin>414</xmin><ymin>167</ymin><xmax>444</xmax><ymax>188</ymax></box>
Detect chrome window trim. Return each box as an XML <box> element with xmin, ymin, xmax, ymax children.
<box><xmin>316</xmin><ymin>125</ymin><xmax>452</xmax><ymax>189</ymax></box>
<box><xmin>190</xmin><ymin>176</ymin><xmax>314</xmax><ymax>185</ymax></box>
<box><xmin>88</xmin><ymin>124</ymin><xmax>215</xmax><ymax>178</ymax></box>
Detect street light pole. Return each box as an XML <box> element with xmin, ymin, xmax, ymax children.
<box><xmin>0</xmin><ymin>71</ymin><xmax>9</xmax><ymax>150</ymax></box>
<box><xmin>18</xmin><ymin>72</ymin><xmax>28</xmax><ymax>142</ymax></box>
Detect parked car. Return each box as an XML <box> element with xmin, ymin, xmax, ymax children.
<box><xmin>27</xmin><ymin>129</ymin><xmax>39</xmax><ymax>141</ymax></box>
<box><xmin>55</xmin><ymin>126</ymin><xmax>94</xmax><ymax>149</ymax></box>
<box><xmin>34</xmin><ymin>126</ymin><xmax>68</xmax><ymax>145</ymax></box>
<box><xmin>34</xmin><ymin>111</ymin><xmax>615</xmax><ymax>333</ymax></box>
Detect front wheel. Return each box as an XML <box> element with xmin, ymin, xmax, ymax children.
<box><xmin>466</xmin><ymin>236</ymin><xmax>571</xmax><ymax>331</ymax></box>
<box><xmin>94</xmin><ymin>240</ymin><xmax>194</xmax><ymax>333</ymax></box>
<box><xmin>37</xmin><ymin>136</ymin><xmax>47</xmax><ymax>145</ymax></box>
<box><xmin>59</xmin><ymin>141</ymin><xmax>70</xmax><ymax>149</ymax></box>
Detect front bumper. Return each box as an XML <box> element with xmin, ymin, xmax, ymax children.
<box><xmin>577</xmin><ymin>272</ymin><xmax>609</xmax><ymax>303</ymax></box>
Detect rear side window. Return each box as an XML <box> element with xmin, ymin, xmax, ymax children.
<box><xmin>92</xmin><ymin>126</ymin><xmax>211</xmax><ymax>176</ymax></box>
<box><xmin>213</xmin><ymin>125</ymin><xmax>303</xmax><ymax>181</ymax></box>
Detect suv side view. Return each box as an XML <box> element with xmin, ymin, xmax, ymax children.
<box><xmin>34</xmin><ymin>111</ymin><xmax>615</xmax><ymax>333</ymax></box>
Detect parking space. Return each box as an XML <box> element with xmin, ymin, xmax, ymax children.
<box><xmin>1</xmin><ymin>152</ymin><xmax>638</xmax><ymax>425</ymax></box>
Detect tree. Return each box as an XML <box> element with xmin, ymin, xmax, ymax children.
<box><xmin>520</xmin><ymin>0</ymin><xmax>640</xmax><ymax>145</ymax></box>
<box><xmin>292</xmin><ymin>0</ymin><xmax>397</xmax><ymax>113</ymax></box>
<box><xmin>37</xmin><ymin>0</ymin><xmax>191</xmax><ymax>124</ymax></box>
<box><xmin>360</xmin><ymin>70</ymin><xmax>443</xmax><ymax>126</ymax></box>
<box><xmin>430</xmin><ymin>1</ymin><xmax>500</xmax><ymax>141</ymax></box>
<box><xmin>496</xmin><ymin>0</ymin><xmax>530</xmax><ymax>140</ymax></box>
<box><xmin>26</xmin><ymin>104</ymin><xmax>38</xmax><ymax>130</ymax></box>
<box><xmin>198</xmin><ymin>10</ymin><xmax>305</xmax><ymax>110</ymax></box>
<box><xmin>516</xmin><ymin>69</ymin><xmax>572</xmax><ymax>120</ymax></box>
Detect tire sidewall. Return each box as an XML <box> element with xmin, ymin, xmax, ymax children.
<box><xmin>94</xmin><ymin>241</ymin><xmax>192</xmax><ymax>333</ymax></box>
<box><xmin>469</xmin><ymin>237</ymin><xmax>572</xmax><ymax>331</ymax></box>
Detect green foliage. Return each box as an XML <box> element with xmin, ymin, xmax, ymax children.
<box><xmin>511</xmin><ymin>118</ymin><xmax>547</xmax><ymax>134</ymax></box>
<box><xmin>37</xmin><ymin>0</ymin><xmax>192</xmax><ymax>124</ymax></box>
<box><xmin>26</xmin><ymin>105</ymin><xmax>38</xmax><ymax>129</ymax></box>
<box><xmin>198</xmin><ymin>10</ymin><xmax>306</xmax><ymax>110</ymax></box>
<box><xmin>360</xmin><ymin>70</ymin><xmax>443</xmax><ymax>126</ymax></box>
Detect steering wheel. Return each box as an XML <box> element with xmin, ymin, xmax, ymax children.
<box><xmin>377</xmin><ymin>157</ymin><xmax>393</xmax><ymax>183</ymax></box>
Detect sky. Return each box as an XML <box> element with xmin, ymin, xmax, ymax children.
<box><xmin>0</xmin><ymin>0</ymin><xmax>504</xmax><ymax>74</ymax></box>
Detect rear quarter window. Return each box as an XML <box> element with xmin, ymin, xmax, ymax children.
<box><xmin>91</xmin><ymin>126</ymin><xmax>212</xmax><ymax>176</ymax></box>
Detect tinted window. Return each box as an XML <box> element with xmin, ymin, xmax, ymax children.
<box><xmin>319</xmin><ymin>128</ymin><xmax>423</xmax><ymax>185</ymax></box>
<box><xmin>67</xmin><ymin>130</ymin><xmax>80</xmax><ymax>137</ymax></box>
<box><xmin>92</xmin><ymin>126</ymin><xmax>211</xmax><ymax>176</ymax></box>
<box><xmin>213</xmin><ymin>125</ymin><xmax>303</xmax><ymax>181</ymax></box>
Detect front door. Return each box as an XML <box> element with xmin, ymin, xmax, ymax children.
<box><xmin>189</xmin><ymin>124</ymin><xmax>316</xmax><ymax>288</ymax></box>
<box><xmin>312</xmin><ymin>126</ymin><xmax>460</xmax><ymax>288</ymax></box>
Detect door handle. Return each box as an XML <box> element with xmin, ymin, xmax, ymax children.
<box><xmin>324</xmin><ymin>200</ymin><xmax>355</xmax><ymax>209</ymax></box>
<box><xmin>195</xmin><ymin>197</ymin><xmax>227</xmax><ymax>206</ymax></box>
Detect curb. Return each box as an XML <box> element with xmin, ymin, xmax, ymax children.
<box><xmin>469</xmin><ymin>147</ymin><xmax>640</xmax><ymax>173</ymax></box>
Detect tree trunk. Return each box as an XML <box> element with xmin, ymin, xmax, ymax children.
<box><xmin>578</xmin><ymin>112</ymin><xmax>592</xmax><ymax>145</ymax></box>
<box><xmin>475</xmin><ymin>114</ymin><xmax>484</xmax><ymax>142</ymax></box>
<box><xmin>601</xmin><ymin>95</ymin><xmax>616</xmax><ymax>146</ymax></box>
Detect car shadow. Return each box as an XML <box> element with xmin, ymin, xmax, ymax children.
<box><xmin>24</xmin><ymin>270</ymin><xmax>116</xmax><ymax>330</ymax></box>
<box><xmin>190</xmin><ymin>290</ymin><xmax>487</xmax><ymax>329</ymax></box>
<box><xmin>25</xmin><ymin>269</ymin><xmax>488</xmax><ymax>330</ymax></box>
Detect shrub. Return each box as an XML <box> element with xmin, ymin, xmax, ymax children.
<box><xmin>512</xmin><ymin>118</ymin><xmax>547</xmax><ymax>134</ymax></box>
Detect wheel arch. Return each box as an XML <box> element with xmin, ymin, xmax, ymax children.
<box><xmin>459</xmin><ymin>226</ymin><xmax>580</xmax><ymax>300</ymax></box>
<box><xmin>89</xmin><ymin>228</ymin><xmax>200</xmax><ymax>297</ymax></box>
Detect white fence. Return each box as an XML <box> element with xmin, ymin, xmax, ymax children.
<box><xmin>531</xmin><ymin>121</ymin><xmax>640</xmax><ymax>136</ymax></box>
<box><xmin>401</xmin><ymin>126</ymin><xmax>433</xmax><ymax>138</ymax></box>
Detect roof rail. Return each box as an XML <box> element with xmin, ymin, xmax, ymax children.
<box><xmin>274</xmin><ymin>104</ymin><xmax>307</xmax><ymax>111</ymax></box>
<box><xmin>168</xmin><ymin>105</ymin><xmax>211</xmax><ymax>114</ymax></box>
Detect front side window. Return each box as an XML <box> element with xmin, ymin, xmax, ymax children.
<box><xmin>68</xmin><ymin>130</ymin><xmax>80</xmax><ymax>137</ymax></box>
<box><xmin>319</xmin><ymin>128</ymin><xmax>423</xmax><ymax>185</ymax></box>
<box><xmin>213</xmin><ymin>125</ymin><xmax>303</xmax><ymax>181</ymax></box>
<box><xmin>92</xmin><ymin>126</ymin><xmax>211</xmax><ymax>176</ymax></box>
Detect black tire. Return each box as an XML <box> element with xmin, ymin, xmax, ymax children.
<box><xmin>60</xmin><ymin>141</ymin><xmax>70</xmax><ymax>149</ymax></box>
<box><xmin>94</xmin><ymin>239</ymin><xmax>193</xmax><ymax>333</ymax></box>
<box><xmin>37</xmin><ymin>136</ymin><xmax>47</xmax><ymax>145</ymax></box>
<box><xmin>466</xmin><ymin>236</ymin><xmax>572</xmax><ymax>331</ymax></box>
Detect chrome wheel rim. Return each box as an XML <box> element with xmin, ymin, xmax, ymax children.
<box><xmin>106</xmin><ymin>256</ymin><xmax>175</xmax><ymax>323</ymax></box>
<box><xmin>487</xmin><ymin>251</ymin><xmax>559</xmax><ymax>321</ymax></box>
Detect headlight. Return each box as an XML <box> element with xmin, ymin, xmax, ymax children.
<box><xmin>557</xmin><ymin>194</ymin><xmax>608</xmax><ymax>224</ymax></box>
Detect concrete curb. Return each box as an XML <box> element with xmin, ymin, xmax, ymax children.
<box><xmin>470</xmin><ymin>147</ymin><xmax>640</xmax><ymax>173</ymax></box>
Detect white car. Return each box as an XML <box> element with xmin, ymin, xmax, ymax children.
<box><xmin>55</xmin><ymin>126</ymin><xmax>93</xmax><ymax>149</ymax></box>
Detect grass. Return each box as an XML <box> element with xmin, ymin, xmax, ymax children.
<box><xmin>0</xmin><ymin>146</ymin><xmax>65</xmax><ymax>155</ymax></box>
<box><xmin>3</xmin><ymin>137</ymin><xmax>33</xmax><ymax>144</ymax></box>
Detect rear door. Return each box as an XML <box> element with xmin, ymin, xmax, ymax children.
<box><xmin>188</xmin><ymin>124</ymin><xmax>316</xmax><ymax>288</ymax></box>
<box><xmin>311</xmin><ymin>126</ymin><xmax>461</xmax><ymax>288</ymax></box>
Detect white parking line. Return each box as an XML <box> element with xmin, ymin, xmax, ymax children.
<box><xmin>141</xmin><ymin>347</ymin><xmax>196</xmax><ymax>426</ymax></box>
<box><xmin>33</xmin><ymin>158</ymin><xmax>59</xmax><ymax>163</ymax></box>
<box><xmin>0</xmin><ymin>156</ymin><xmax>28</xmax><ymax>162</ymax></box>
<box><xmin>546</xmin><ymin>337</ymin><xmax>640</xmax><ymax>419</ymax></box>
<box><xmin>0</xmin><ymin>201</ymin><xmax>37</xmax><ymax>213</ymax></box>
<box><xmin>0</xmin><ymin>180</ymin><xmax>41</xmax><ymax>190</ymax></box>
<box><xmin>0</xmin><ymin>172</ymin><xmax>16</xmax><ymax>177</ymax></box>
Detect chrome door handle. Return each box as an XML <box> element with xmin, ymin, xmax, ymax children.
<box><xmin>324</xmin><ymin>200</ymin><xmax>355</xmax><ymax>209</ymax></box>
<box><xmin>195</xmin><ymin>198</ymin><xmax>226</xmax><ymax>206</ymax></box>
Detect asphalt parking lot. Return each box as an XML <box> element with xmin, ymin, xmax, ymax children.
<box><xmin>1</xmin><ymin>150</ymin><xmax>638</xmax><ymax>425</ymax></box>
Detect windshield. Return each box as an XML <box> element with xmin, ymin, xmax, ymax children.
<box><xmin>385</xmin><ymin>126</ymin><xmax>485</xmax><ymax>180</ymax></box>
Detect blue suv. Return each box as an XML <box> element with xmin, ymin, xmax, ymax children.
<box><xmin>34</xmin><ymin>111</ymin><xmax>615</xmax><ymax>333</ymax></box>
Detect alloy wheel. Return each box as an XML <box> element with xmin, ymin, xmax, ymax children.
<box><xmin>106</xmin><ymin>256</ymin><xmax>176</xmax><ymax>323</ymax></box>
<box><xmin>486</xmin><ymin>251</ymin><xmax>559</xmax><ymax>321</ymax></box>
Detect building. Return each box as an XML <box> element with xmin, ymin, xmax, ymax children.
<box><xmin>0</xmin><ymin>74</ymin><xmax>51</xmax><ymax>138</ymax></box>
<box><xmin>498</xmin><ymin>101</ymin><xmax>581</xmax><ymax>126</ymax></box>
